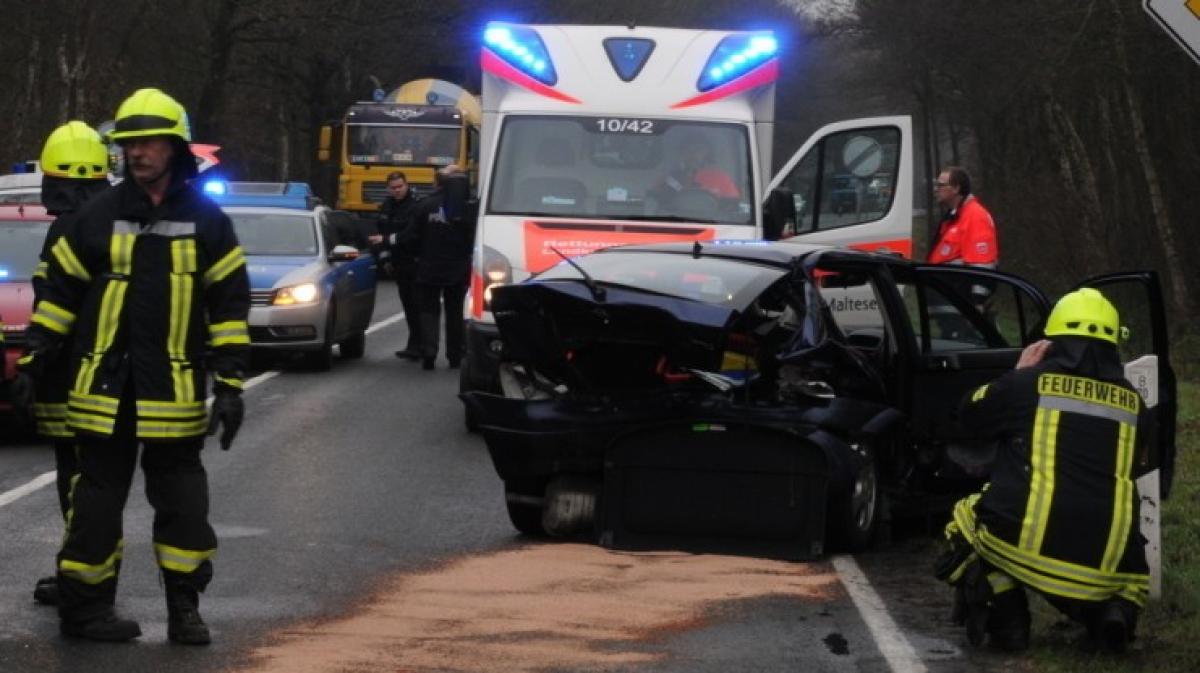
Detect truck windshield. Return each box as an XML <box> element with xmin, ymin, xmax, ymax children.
<box><xmin>488</xmin><ymin>116</ymin><xmax>754</xmax><ymax>225</ymax></box>
<box><xmin>228</xmin><ymin>213</ymin><xmax>318</xmax><ymax>256</ymax></box>
<box><xmin>347</xmin><ymin>125</ymin><xmax>459</xmax><ymax>167</ymax></box>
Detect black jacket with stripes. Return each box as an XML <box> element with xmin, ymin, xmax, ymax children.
<box><xmin>26</xmin><ymin>175</ymin><xmax>250</xmax><ymax>440</ymax></box>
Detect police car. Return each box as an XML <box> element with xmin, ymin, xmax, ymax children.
<box><xmin>205</xmin><ymin>181</ymin><xmax>377</xmax><ymax>369</ymax></box>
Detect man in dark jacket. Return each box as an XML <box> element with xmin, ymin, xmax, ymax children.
<box><xmin>937</xmin><ymin>288</ymin><xmax>1151</xmax><ymax>654</ymax></box>
<box><xmin>376</xmin><ymin>171</ymin><xmax>423</xmax><ymax>358</ymax></box>
<box><xmin>24</xmin><ymin>121</ymin><xmax>112</xmax><ymax>607</ymax></box>
<box><xmin>21</xmin><ymin>88</ymin><xmax>250</xmax><ymax>644</ymax></box>
<box><xmin>399</xmin><ymin>165</ymin><xmax>474</xmax><ymax>370</ymax></box>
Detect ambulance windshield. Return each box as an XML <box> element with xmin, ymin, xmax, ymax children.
<box><xmin>487</xmin><ymin>116</ymin><xmax>754</xmax><ymax>225</ymax></box>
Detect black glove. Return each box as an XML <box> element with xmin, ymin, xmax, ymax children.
<box><xmin>11</xmin><ymin>352</ymin><xmax>44</xmax><ymax>416</ymax></box>
<box><xmin>206</xmin><ymin>392</ymin><xmax>244</xmax><ymax>450</ymax></box>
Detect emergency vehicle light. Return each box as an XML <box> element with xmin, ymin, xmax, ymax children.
<box><xmin>483</xmin><ymin>23</ymin><xmax>557</xmax><ymax>85</ymax></box>
<box><xmin>202</xmin><ymin>180</ymin><xmax>227</xmax><ymax>196</ymax></box>
<box><xmin>697</xmin><ymin>33</ymin><xmax>777</xmax><ymax>92</ymax></box>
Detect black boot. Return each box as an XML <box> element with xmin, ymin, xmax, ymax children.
<box><xmin>60</xmin><ymin>610</ymin><xmax>142</xmax><ymax>642</ymax></box>
<box><xmin>1092</xmin><ymin>599</ymin><xmax>1135</xmax><ymax>655</ymax></box>
<box><xmin>34</xmin><ymin>575</ymin><xmax>58</xmax><ymax>606</ymax></box>
<box><xmin>166</xmin><ymin>583</ymin><xmax>211</xmax><ymax>645</ymax></box>
<box><xmin>987</xmin><ymin>586</ymin><xmax>1031</xmax><ymax>652</ymax></box>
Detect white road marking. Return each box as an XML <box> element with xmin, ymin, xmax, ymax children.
<box><xmin>832</xmin><ymin>555</ymin><xmax>928</xmax><ymax>672</ymax></box>
<box><xmin>0</xmin><ymin>471</ymin><xmax>56</xmax><ymax>508</ymax></box>
<box><xmin>0</xmin><ymin>311</ymin><xmax>407</xmax><ymax>510</ymax></box>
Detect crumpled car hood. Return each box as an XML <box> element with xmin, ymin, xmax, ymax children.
<box><xmin>490</xmin><ymin>280</ymin><xmax>740</xmax><ymax>379</ymax></box>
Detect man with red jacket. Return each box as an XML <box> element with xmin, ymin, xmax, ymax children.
<box><xmin>929</xmin><ymin>166</ymin><xmax>999</xmax><ymax>319</ymax></box>
<box><xmin>929</xmin><ymin>166</ymin><xmax>998</xmax><ymax>269</ymax></box>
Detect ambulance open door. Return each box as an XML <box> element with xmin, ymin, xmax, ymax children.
<box><xmin>766</xmin><ymin>116</ymin><xmax>913</xmax><ymax>257</ymax></box>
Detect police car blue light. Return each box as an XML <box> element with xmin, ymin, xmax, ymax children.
<box><xmin>697</xmin><ymin>32</ymin><xmax>778</xmax><ymax>92</ymax></box>
<box><xmin>205</xmin><ymin>181</ymin><xmax>319</xmax><ymax>210</ymax></box>
<box><xmin>484</xmin><ymin>22</ymin><xmax>557</xmax><ymax>85</ymax></box>
<box><xmin>203</xmin><ymin>180</ymin><xmax>227</xmax><ymax>196</ymax></box>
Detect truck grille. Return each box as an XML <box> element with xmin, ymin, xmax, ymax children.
<box><xmin>250</xmin><ymin>290</ymin><xmax>274</xmax><ymax>306</ymax></box>
<box><xmin>361</xmin><ymin>181</ymin><xmax>389</xmax><ymax>204</ymax></box>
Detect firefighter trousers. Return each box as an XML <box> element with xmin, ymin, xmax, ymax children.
<box><xmin>56</xmin><ymin>395</ymin><xmax>216</xmax><ymax>623</ymax></box>
<box><xmin>53</xmin><ymin>439</ymin><xmax>78</xmax><ymax>518</ymax></box>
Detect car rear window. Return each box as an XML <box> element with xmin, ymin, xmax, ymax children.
<box><xmin>537</xmin><ymin>251</ymin><xmax>786</xmax><ymax>308</ymax></box>
<box><xmin>0</xmin><ymin>219</ymin><xmax>51</xmax><ymax>280</ymax></box>
<box><xmin>227</xmin><ymin>212</ymin><xmax>318</xmax><ymax>256</ymax></box>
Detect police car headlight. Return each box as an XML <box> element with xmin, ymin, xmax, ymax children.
<box><xmin>274</xmin><ymin>282</ymin><xmax>319</xmax><ymax>305</ymax></box>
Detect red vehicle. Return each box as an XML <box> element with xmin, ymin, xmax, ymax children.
<box><xmin>0</xmin><ymin>204</ymin><xmax>51</xmax><ymax>413</ymax></box>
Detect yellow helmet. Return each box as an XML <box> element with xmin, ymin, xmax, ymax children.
<box><xmin>1044</xmin><ymin>288</ymin><xmax>1120</xmax><ymax>344</ymax></box>
<box><xmin>108</xmin><ymin>88</ymin><xmax>191</xmax><ymax>142</ymax></box>
<box><xmin>40</xmin><ymin>121</ymin><xmax>108</xmax><ymax>179</ymax></box>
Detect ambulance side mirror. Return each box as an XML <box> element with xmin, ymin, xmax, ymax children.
<box><xmin>763</xmin><ymin>187</ymin><xmax>795</xmax><ymax>241</ymax></box>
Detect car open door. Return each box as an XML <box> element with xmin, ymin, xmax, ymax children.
<box><xmin>1072</xmin><ymin>271</ymin><xmax>1178</xmax><ymax>497</ymax></box>
<box><xmin>899</xmin><ymin>264</ymin><xmax>1051</xmax><ymax>450</ymax></box>
<box><xmin>766</xmin><ymin>116</ymin><xmax>913</xmax><ymax>257</ymax></box>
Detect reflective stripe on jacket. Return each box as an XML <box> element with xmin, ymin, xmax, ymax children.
<box><xmin>27</xmin><ymin>178</ymin><xmax>250</xmax><ymax>440</ymax></box>
<box><xmin>949</xmin><ymin>361</ymin><xmax>1152</xmax><ymax>606</ymax></box>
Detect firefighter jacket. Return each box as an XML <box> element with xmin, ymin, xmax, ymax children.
<box><xmin>928</xmin><ymin>195</ymin><xmax>998</xmax><ymax>267</ymax></box>
<box><xmin>947</xmin><ymin>337</ymin><xmax>1152</xmax><ymax>607</ymax></box>
<box><xmin>26</xmin><ymin>176</ymin><xmax>250</xmax><ymax>441</ymax></box>
<box><xmin>30</xmin><ymin>177</ymin><xmax>110</xmax><ymax>438</ymax></box>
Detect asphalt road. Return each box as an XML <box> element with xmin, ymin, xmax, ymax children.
<box><xmin>0</xmin><ymin>282</ymin><xmax>1013</xmax><ymax>673</ymax></box>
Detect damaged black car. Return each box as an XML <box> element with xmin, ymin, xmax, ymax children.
<box><xmin>460</xmin><ymin>241</ymin><xmax>1176</xmax><ymax>560</ymax></box>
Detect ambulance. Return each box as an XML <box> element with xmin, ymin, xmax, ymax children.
<box><xmin>461</xmin><ymin>22</ymin><xmax>914</xmax><ymax>402</ymax></box>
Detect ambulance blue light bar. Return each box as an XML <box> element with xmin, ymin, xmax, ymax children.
<box><xmin>697</xmin><ymin>32</ymin><xmax>778</xmax><ymax>92</ymax></box>
<box><xmin>483</xmin><ymin>23</ymin><xmax>557</xmax><ymax>85</ymax></box>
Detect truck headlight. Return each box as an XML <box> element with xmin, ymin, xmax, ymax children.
<box><xmin>273</xmin><ymin>282</ymin><xmax>319</xmax><ymax>305</ymax></box>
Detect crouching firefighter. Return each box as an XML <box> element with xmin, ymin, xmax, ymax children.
<box><xmin>935</xmin><ymin>288</ymin><xmax>1151</xmax><ymax>654</ymax></box>
<box><xmin>19</xmin><ymin>88</ymin><xmax>250</xmax><ymax>643</ymax></box>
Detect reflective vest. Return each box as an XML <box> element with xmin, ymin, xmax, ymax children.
<box><xmin>27</xmin><ymin>178</ymin><xmax>249</xmax><ymax>440</ymax></box>
<box><xmin>928</xmin><ymin>195</ymin><xmax>998</xmax><ymax>266</ymax></box>
<box><xmin>948</xmin><ymin>363</ymin><xmax>1151</xmax><ymax>606</ymax></box>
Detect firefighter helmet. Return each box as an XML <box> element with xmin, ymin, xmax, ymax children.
<box><xmin>108</xmin><ymin>88</ymin><xmax>191</xmax><ymax>143</ymax></box>
<box><xmin>1044</xmin><ymin>288</ymin><xmax>1120</xmax><ymax>344</ymax></box>
<box><xmin>40</xmin><ymin>121</ymin><xmax>108</xmax><ymax>180</ymax></box>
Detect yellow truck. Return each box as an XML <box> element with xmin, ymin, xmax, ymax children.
<box><xmin>317</xmin><ymin>79</ymin><xmax>481</xmax><ymax>216</ymax></box>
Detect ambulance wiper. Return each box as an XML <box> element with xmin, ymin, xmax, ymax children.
<box><xmin>549</xmin><ymin>246</ymin><xmax>606</xmax><ymax>302</ymax></box>
<box><xmin>621</xmin><ymin>214</ymin><xmax>721</xmax><ymax>224</ymax></box>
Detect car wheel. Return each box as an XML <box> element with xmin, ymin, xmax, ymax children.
<box><xmin>504</xmin><ymin>479</ymin><xmax>547</xmax><ymax>537</ymax></box>
<box><xmin>339</xmin><ymin>330</ymin><xmax>366</xmax><ymax>359</ymax></box>
<box><xmin>827</xmin><ymin>442</ymin><xmax>881</xmax><ymax>553</ymax></box>
<box><xmin>304</xmin><ymin>305</ymin><xmax>335</xmax><ymax>371</ymax></box>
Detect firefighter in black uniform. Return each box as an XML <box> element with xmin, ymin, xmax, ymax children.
<box><xmin>399</xmin><ymin>164</ymin><xmax>474</xmax><ymax>370</ymax></box>
<box><xmin>21</xmin><ymin>121</ymin><xmax>113</xmax><ymax>607</ymax></box>
<box><xmin>375</xmin><ymin>170</ymin><xmax>423</xmax><ymax>359</ymax></box>
<box><xmin>20</xmin><ymin>88</ymin><xmax>250</xmax><ymax>644</ymax></box>
<box><xmin>937</xmin><ymin>288</ymin><xmax>1151</xmax><ymax>654</ymax></box>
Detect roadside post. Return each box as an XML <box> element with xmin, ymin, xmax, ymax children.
<box><xmin>1126</xmin><ymin>355</ymin><xmax>1161</xmax><ymax>598</ymax></box>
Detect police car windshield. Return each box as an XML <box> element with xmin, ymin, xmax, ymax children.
<box><xmin>227</xmin><ymin>213</ymin><xmax>318</xmax><ymax>256</ymax></box>
<box><xmin>347</xmin><ymin>125</ymin><xmax>460</xmax><ymax>167</ymax></box>
<box><xmin>488</xmin><ymin>116</ymin><xmax>754</xmax><ymax>225</ymax></box>
<box><xmin>0</xmin><ymin>220</ymin><xmax>50</xmax><ymax>280</ymax></box>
